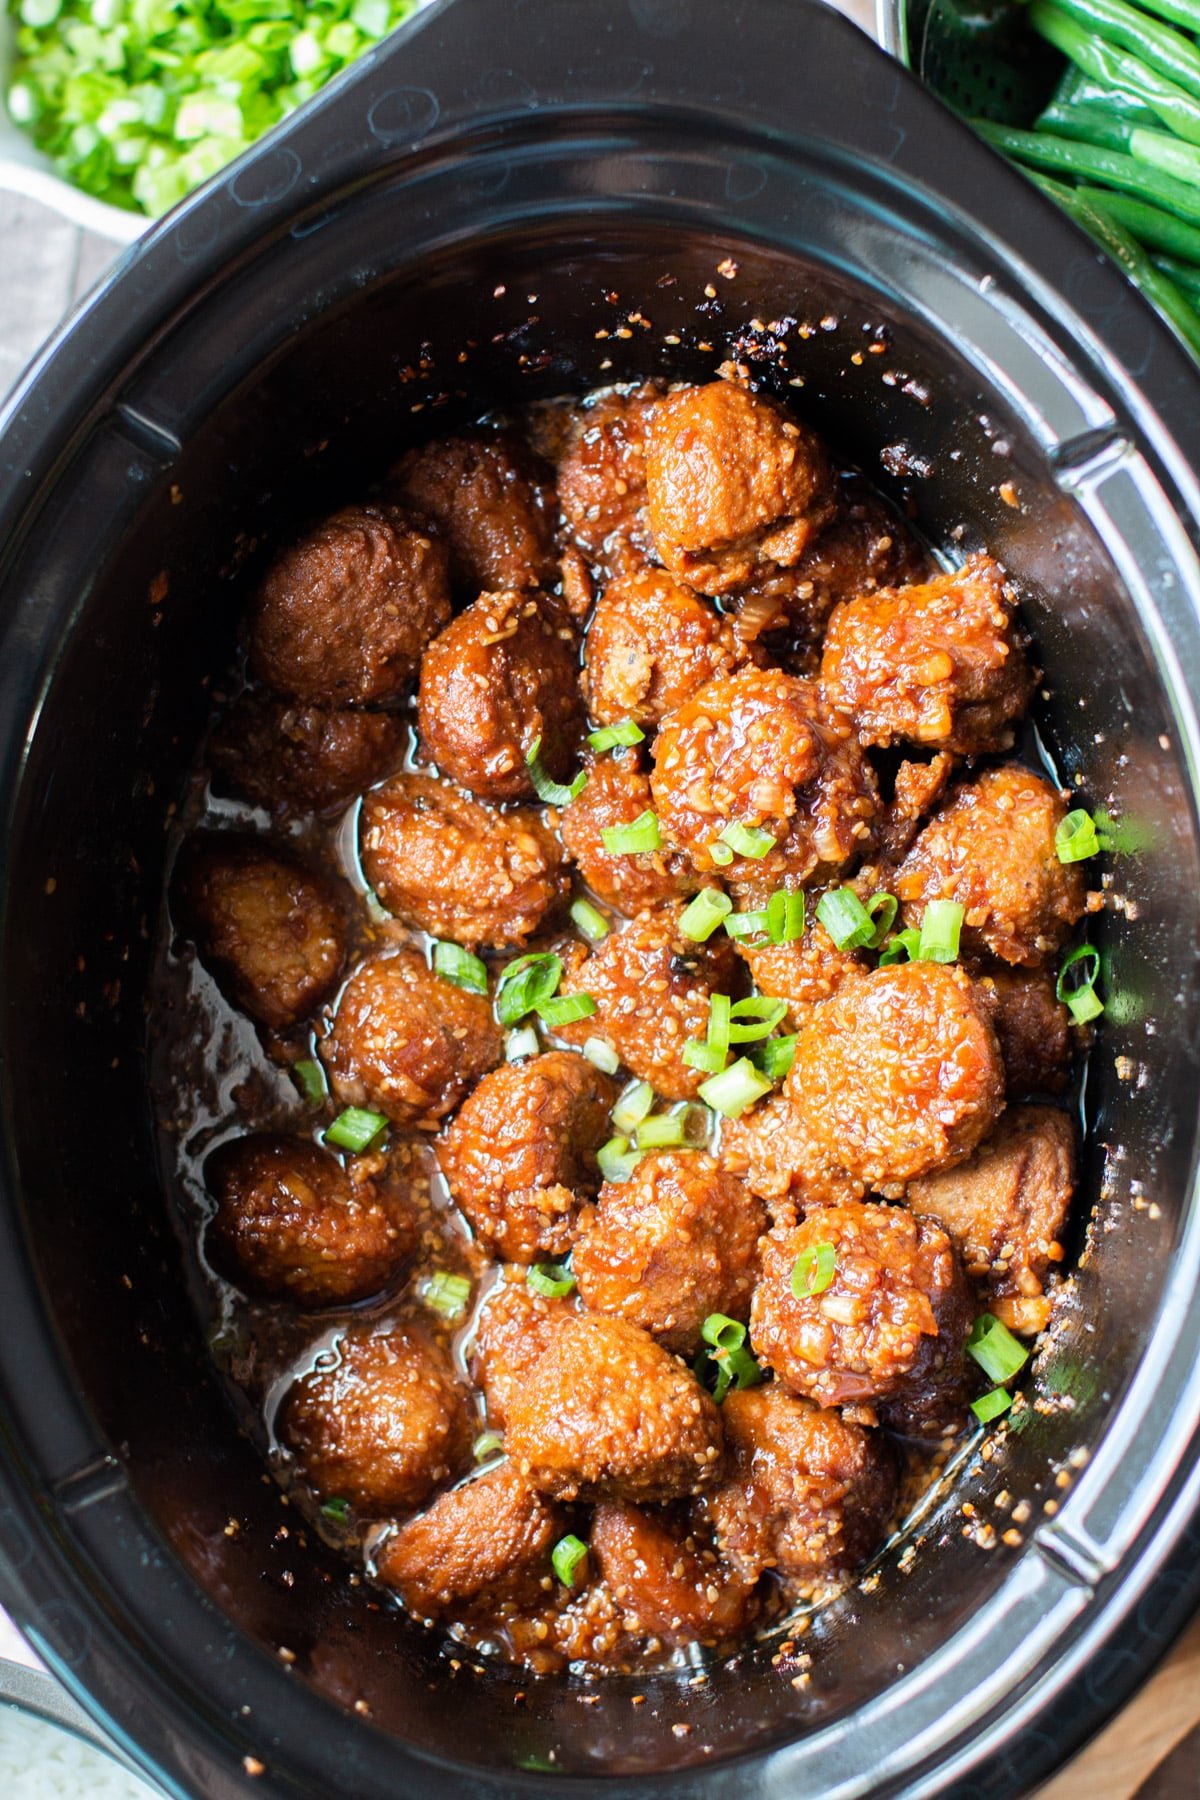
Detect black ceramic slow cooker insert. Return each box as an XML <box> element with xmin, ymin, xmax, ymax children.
<box><xmin>0</xmin><ymin>0</ymin><xmax>1198</xmax><ymax>1794</ymax></box>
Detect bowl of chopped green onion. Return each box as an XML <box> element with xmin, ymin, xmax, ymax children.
<box><xmin>0</xmin><ymin>0</ymin><xmax>428</xmax><ymax>238</ymax></box>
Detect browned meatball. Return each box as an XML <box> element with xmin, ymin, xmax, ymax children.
<box><xmin>175</xmin><ymin>835</ymin><xmax>346</xmax><ymax>1031</ymax></box>
<box><xmin>470</xmin><ymin>1269</ymin><xmax>576</xmax><ymax>1428</ymax></box>
<box><xmin>417</xmin><ymin>590</ymin><xmax>585</xmax><ymax>803</ymax></box>
<box><xmin>205</xmin><ymin>1134</ymin><xmax>417</xmax><ymax>1308</ymax></box>
<box><xmin>704</xmin><ymin>1385</ymin><xmax>897</xmax><ymax>1588</ymax></box>
<box><xmin>973</xmin><ymin>963</ymin><xmax>1074</xmax><ymax>1098</ymax></box>
<box><xmin>896</xmin><ymin>767</ymin><xmax>1089</xmax><ymax>968</ymax></box>
<box><xmin>820</xmin><ymin>554</ymin><xmax>1035</xmax><ymax>754</ymax></box>
<box><xmin>558</xmin><ymin>749</ymin><xmax>704</xmax><ymax>915</ymax></box>
<box><xmin>377</xmin><ymin>1462</ymin><xmax>563</xmax><ymax>1616</ymax></box>
<box><xmin>650</xmin><ymin>668</ymin><xmax>879</xmax><ymax>896</ymax></box>
<box><xmin>644</xmin><ymin>382</ymin><xmax>836</xmax><ymax>594</ymax></box>
<box><xmin>281</xmin><ymin>1323</ymin><xmax>471</xmax><ymax>1514</ymax></box>
<box><xmin>438</xmin><ymin>1052</ymin><xmax>616</xmax><ymax>1263</ymax></box>
<box><xmin>591</xmin><ymin>1501</ymin><xmax>755</xmax><ymax>1644</ymax></box>
<box><xmin>249</xmin><ymin>504</ymin><xmax>451</xmax><ymax>707</ymax></box>
<box><xmin>387</xmin><ymin>428</ymin><xmax>558</xmax><ymax>593</ymax></box>
<box><xmin>506</xmin><ymin>1314</ymin><xmax>724</xmax><ymax>1501</ymax></box>
<box><xmin>721</xmin><ymin>1092</ymin><xmax>817</xmax><ymax>1219</ymax></box>
<box><xmin>360</xmin><ymin>772</ymin><xmax>567</xmax><ymax>949</ymax></box>
<box><xmin>573</xmin><ymin>1152</ymin><xmax>765</xmax><ymax>1353</ymax></box>
<box><xmin>907</xmin><ymin>1105</ymin><xmax>1074</xmax><ymax>1334</ymax></box>
<box><xmin>556</xmin><ymin>902</ymin><xmax>739</xmax><ymax>1101</ymax></box>
<box><xmin>582</xmin><ymin>566</ymin><xmax>748</xmax><ymax>727</ymax></box>
<box><xmin>749</xmin><ymin>1205</ymin><xmax>973</xmax><ymax>1422</ymax></box>
<box><xmin>736</xmin><ymin>901</ymin><xmax>865</xmax><ymax>1033</ymax></box>
<box><xmin>207</xmin><ymin>690</ymin><xmax>407</xmax><ymax>818</ymax></box>
<box><xmin>319</xmin><ymin>950</ymin><xmax>502</xmax><ymax>1129</ymax></box>
<box><xmin>557</xmin><ymin>382</ymin><xmax>661</xmax><ymax>572</ymax></box>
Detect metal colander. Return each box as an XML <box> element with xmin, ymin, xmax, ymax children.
<box><xmin>875</xmin><ymin>0</ymin><xmax>1064</xmax><ymax>124</ymax></box>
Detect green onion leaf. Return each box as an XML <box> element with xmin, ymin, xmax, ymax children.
<box><xmin>698</xmin><ymin>1057</ymin><xmax>773</xmax><ymax>1119</ymax></box>
<box><xmin>816</xmin><ymin>887</ymin><xmax>876</xmax><ymax>951</ymax></box>
<box><xmin>701</xmin><ymin>1313</ymin><xmax>747</xmax><ymax>1352</ymax></box>
<box><xmin>570</xmin><ymin>897</ymin><xmax>610</xmax><ymax>943</ymax></box>
<box><xmin>867</xmin><ymin>892</ymin><xmax>898</xmax><ymax>946</ymax></box>
<box><xmin>879</xmin><ymin>927</ymin><xmax>922</xmax><ymax>967</ymax></box>
<box><xmin>432</xmin><ymin>940</ymin><xmax>488</xmax><ymax>995</ymax></box>
<box><xmin>766</xmin><ymin>889</ymin><xmax>806</xmax><ymax>944</ymax></box>
<box><xmin>587</xmin><ymin>720</ymin><xmax>645</xmax><ymax>751</ymax></box>
<box><xmin>791</xmin><ymin>1241</ymin><xmax>837</xmax><ymax>1298</ymax></box>
<box><xmin>495</xmin><ymin>952</ymin><xmax>563</xmax><ymax>1025</ymax></box>
<box><xmin>551</xmin><ymin>1532</ymin><xmax>589</xmax><ymax>1589</ymax></box>
<box><xmin>596</xmin><ymin>1134</ymin><xmax>642</xmax><ymax>1183</ymax></box>
<box><xmin>718</xmin><ymin>821</ymin><xmax>777</xmax><ymax>860</ymax></box>
<box><xmin>682</xmin><ymin>1038</ymin><xmax>730</xmax><ymax>1074</ymax></box>
<box><xmin>970</xmin><ymin>1387</ymin><xmax>1013</xmax><ymax>1425</ymax></box>
<box><xmin>527</xmin><ymin>1262</ymin><xmax>576</xmax><ymax>1298</ymax></box>
<box><xmin>1055</xmin><ymin>808</ymin><xmax>1101</xmax><ymax>864</ymax></box>
<box><xmin>422</xmin><ymin>1270</ymin><xmax>472</xmax><ymax>1319</ymax></box>
<box><xmin>293</xmin><ymin>1058</ymin><xmax>326</xmax><ymax>1106</ymax></box>
<box><xmin>679</xmin><ymin>888</ymin><xmax>733</xmax><ymax>942</ymax></box>
<box><xmin>537</xmin><ymin>992</ymin><xmax>597</xmax><ymax>1027</ymax></box>
<box><xmin>612</xmin><ymin>1079</ymin><xmax>655</xmax><ymax>1134</ymax></box>
<box><xmin>526</xmin><ymin>734</ymin><xmax>587</xmax><ymax>806</ymax></box>
<box><xmin>709</xmin><ymin>841</ymin><xmax>735</xmax><ymax>867</ymax></box>
<box><xmin>749</xmin><ymin>1034</ymin><xmax>797</xmax><ymax>1081</ymax></box>
<box><xmin>324</xmin><ymin>1106</ymin><xmax>388</xmax><ymax>1154</ymax></box>
<box><xmin>473</xmin><ymin>1430</ymin><xmax>505</xmax><ymax>1462</ymax></box>
<box><xmin>917</xmin><ymin>898</ymin><xmax>964</xmax><ymax>964</ymax></box>
<box><xmin>728</xmin><ymin>995</ymin><xmax>789</xmax><ymax>1043</ymax></box>
<box><xmin>723</xmin><ymin>909</ymin><xmax>770</xmax><ymax>942</ymax></box>
<box><xmin>320</xmin><ymin>1495</ymin><xmax>350</xmax><ymax>1523</ymax></box>
<box><xmin>601</xmin><ymin>809</ymin><xmax>663</xmax><ymax>855</ymax></box>
<box><xmin>582</xmin><ymin>1037</ymin><xmax>620</xmax><ymax>1074</ymax></box>
<box><xmin>1056</xmin><ymin>943</ymin><xmax>1104</xmax><ymax>1025</ymax></box>
<box><xmin>634</xmin><ymin>1103</ymin><xmax>709</xmax><ymax>1150</ymax></box>
<box><xmin>505</xmin><ymin>1025</ymin><xmax>541</xmax><ymax>1062</ymax></box>
<box><xmin>966</xmin><ymin>1314</ymin><xmax>1029</xmax><ymax>1384</ymax></box>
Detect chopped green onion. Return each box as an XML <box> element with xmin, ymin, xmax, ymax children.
<box><xmin>422</xmin><ymin>1271</ymin><xmax>472</xmax><ymax>1319</ymax></box>
<box><xmin>527</xmin><ymin>1262</ymin><xmax>576</xmax><ymax>1298</ymax></box>
<box><xmin>473</xmin><ymin>1430</ymin><xmax>505</xmax><ymax>1462</ymax></box>
<box><xmin>879</xmin><ymin>927</ymin><xmax>922</xmax><ymax>966</ymax></box>
<box><xmin>706</xmin><ymin>992</ymin><xmax>732</xmax><ymax>1059</ymax></box>
<box><xmin>728</xmin><ymin>996</ymin><xmax>789</xmax><ymax>1043</ymax></box>
<box><xmin>970</xmin><ymin>1388</ymin><xmax>1014</xmax><ymax>1425</ymax></box>
<box><xmin>526</xmin><ymin>734</ymin><xmax>587</xmax><ymax>806</ymax></box>
<box><xmin>1056</xmin><ymin>943</ymin><xmax>1104</xmax><ymax>1025</ymax></box>
<box><xmin>682</xmin><ymin>1038</ymin><xmax>729</xmax><ymax>1074</ymax></box>
<box><xmin>718</xmin><ymin>821</ymin><xmax>777</xmax><ymax>860</ymax></box>
<box><xmin>723</xmin><ymin>909</ymin><xmax>770</xmax><ymax>942</ymax></box>
<box><xmin>679</xmin><ymin>888</ymin><xmax>733</xmax><ymax>942</ymax></box>
<box><xmin>320</xmin><ymin>1496</ymin><xmax>350</xmax><ymax>1523</ymax></box>
<box><xmin>1055</xmin><ymin>809</ymin><xmax>1102</xmax><ymax>864</ymax></box>
<box><xmin>433</xmin><ymin>940</ymin><xmax>488</xmax><ymax>995</ymax></box>
<box><xmin>816</xmin><ymin>887</ymin><xmax>876</xmax><ymax>951</ymax></box>
<box><xmin>587</xmin><ymin>720</ymin><xmax>645</xmax><ymax>751</ymax></box>
<box><xmin>601</xmin><ymin>809</ymin><xmax>663</xmax><ymax>855</ymax></box>
<box><xmin>766</xmin><ymin>889</ymin><xmax>806</xmax><ymax>944</ymax></box>
<box><xmin>709</xmin><ymin>841</ymin><xmax>735</xmax><ymax>867</ymax></box>
<box><xmin>634</xmin><ymin>1104</ymin><xmax>709</xmax><ymax>1150</ymax></box>
<box><xmin>324</xmin><ymin>1106</ymin><xmax>388</xmax><ymax>1154</ymax></box>
<box><xmin>966</xmin><ymin>1314</ymin><xmax>1029</xmax><ymax>1384</ymax></box>
<box><xmin>552</xmin><ymin>1533</ymin><xmax>589</xmax><ymax>1588</ymax></box>
<box><xmin>506</xmin><ymin>1025</ymin><xmax>541</xmax><ymax>1061</ymax></box>
<box><xmin>582</xmin><ymin>1037</ymin><xmax>620</xmax><ymax>1074</ymax></box>
<box><xmin>537</xmin><ymin>992</ymin><xmax>597</xmax><ymax>1027</ymax></box>
<box><xmin>612</xmin><ymin>1079</ymin><xmax>655</xmax><ymax>1134</ymax></box>
<box><xmin>293</xmin><ymin>1058</ymin><xmax>326</xmax><ymax>1106</ymax></box>
<box><xmin>495</xmin><ymin>952</ymin><xmax>563</xmax><ymax>1025</ymax></box>
<box><xmin>791</xmin><ymin>1241</ymin><xmax>837</xmax><ymax>1298</ymax></box>
<box><xmin>701</xmin><ymin>1313</ymin><xmax>747</xmax><ymax>1352</ymax></box>
<box><xmin>698</xmin><ymin>1057</ymin><xmax>773</xmax><ymax>1118</ymax></box>
<box><xmin>867</xmin><ymin>892</ymin><xmax>898</xmax><ymax>946</ymax></box>
<box><xmin>749</xmin><ymin>1034</ymin><xmax>797</xmax><ymax>1080</ymax></box>
<box><xmin>596</xmin><ymin>1134</ymin><xmax>642</xmax><ymax>1183</ymax></box>
<box><xmin>713</xmin><ymin>1342</ymin><xmax>762</xmax><ymax>1401</ymax></box>
<box><xmin>917</xmin><ymin>899</ymin><xmax>964</xmax><ymax>964</ymax></box>
<box><xmin>696</xmin><ymin>1324</ymin><xmax>762</xmax><ymax>1402</ymax></box>
<box><xmin>570</xmin><ymin>897</ymin><xmax>610</xmax><ymax>943</ymax></box>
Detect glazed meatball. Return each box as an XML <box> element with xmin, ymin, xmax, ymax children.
<box><xmin>573</xmin><ymin>1152</ymin><xmax>765</xmax><ymax>1354</ymax></box>
<box><xmin>705</xmin><ymin>1385</ymin><xmax>897</xmax><ymax>1588</ymax></box>
<box><xmin>906</xmin><ymin>1105</ymin><xmax>1075</xmax><ymax>1332</ymax></box>
<box><xmin>438</xmin><ymin>1052</ymin><xmax>616</xmax><ymax>1263</ymax></box>
<box><xmin>377</xmin><ymin>1462</ymin><xmax>563</xmax><ymax>1617</ymax></box>
<box><xmin>650</xmin><ymin>668</ymin><xmax>879</xmax><ymax>896</ymax></box>
<box><xmin>582</xmin><ymin>566</ymin><xmax>748</xmax><ymax>727</ymax></box>
<box><xmin>895</xmin><ymin>766</ymin><xmax>1089</xmax><ymax>967</ymax></box>
<box><xmin>319</xmin><ymin>950</ymin><xmax>502</xmax><ymax>1129</ymax></box>
<box><xmin>281</xmin><ymin>1323</ymin><xmax>471</xmax><ymax>1515</ymax></box>
<box><xmin>556</xmin><ymin>902</ymin><xmax>739</xmax><ymax>1101</ymax></box>
<box><xmin>205</xmin><ymin>1134</ymin><xmax>417</xmax><ymax>1308</ymax></box>
<box><xmin>506</xmin><ymin>1314</ymin><xmax>724</xmax><ymax>1501</ymax></box>
<box><xmin>175</xmin><ymin>835</ymin><xmax>346</xmax><ymax>1032</ymax></box>
<box><xmin>249</xmin><ymin>504</ymin><xmax>451</xmax><ymax>707</ymax></box>
<box><xmin>736</xmin><ymin>901</ymin><xmax>865</xmax><ymax>1033</ymax></box>
<box><xmin>471</xmin><ymin>1269</ymin><xmax>576</xmax><ymax>1428</ymax></box>
<box><xmin>360</xmin><ymin>772</ymin><xmax>567</xmax><ymax>949</ymax></box>
<box><xmin>975</xmin><ymin>963</ymin><xmax>1074</xmax><ymax>1097</ymax></box>
<box><xmin>749</xmin><ymin>1205</ymin><xmax>973</xmax><ymax>1423</ymax></box>
<box><xmin>820</xmin><ymin>553</ymin><xmax>1035</xmax><ymax>754</ymax></box>
<box><xmin>643</xmin><ymin>381</ymin><xmax>835</xmax><ymax>594</ymax></box>
<box><xmin>558</xmin><ymin>749</ymin><xmax>704</xmax><ymax>915</ymax></box>
<box><xmin>207</xmin><ymin>690</ymin><xmax>407</xmax><ymax>818</ymax></box>
<box><xmin>721</xmin><ymin>1093</ymin><xmax>818</xmax><ymax>1219</ymax></box>
<box><xmin>591</xmin><ymin>1501</ymin><xmax>755</xmax><ymax>1644</ymax></box>
<box><xmin>557</xmin><ymin>382</ymin><xmax>661</xmax><ymax>571</ymax></box>
<box><xmin>387</xmin><ymin>428</ymin><xmax>558</xmax><ymax>594</ymax></box>
<box><xmin>417</xmin><ymin>590</ymin><xmax>585</xmax><ymax>803</ymax></box>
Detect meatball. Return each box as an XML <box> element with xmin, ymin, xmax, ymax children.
<box><xmin>557</xmin><ymin>382</ymin><xmax>661</xmax><ymax>571</ymax></box>
<box><xmin>205</xmin><ymin>1134</ymin><xmax>417</xmax><ymax>1308</ymax></box>
<box><xmin>895</xmin><ymin>766</ymin><xmax>1088</xmax><ymax>967</ymax></box>
<box><xmin>360</xmin><ymin>772</ymin><xmax>567</xmax><ymax>949</ymax></box>
<box><xmin>749</xmin><ymin>1204</ymin><xmax>973</xmax><ymax>1423</ymax></box>
<box><xmin>736</xmin><ymin>902</ymin><xmax>865</xmax><ymax>1033</ymax></box>
<box><xmin>207</xmin><ymin>690</ymin><xmax>407</xmax><ymax>819</ymax></box>
<box><xmin>471</xmin><ymin>1268</ymin><xmax>576</xmax><ymax>1428</ymax></box>
<box><xmin>643</xmin><ymin>381</ymin><xmax>836</xmax><ymax>594</ymax></box>
<box><xmin>591</xmin><ymin>1501</ymin><xmax>755</xmax><ymax>1644</ymax></box>
<box><xmin>975</xmin><ymin>963</ymin><xmax>1074</xmax><ymax>1098</ymax></box>
<box><xmin>650</xmin><ymin>668</ymin><xmax>879</xmax><ymax>896</ymax></box>
<box><xmin>906</xmin><ymin>1105</ymin><xmax>1075</xmax><ymax>1332</ymax></box>
<box><xmin>506</xmin><ymin>1314</ymin><xmax>724</xmax><ymax>1501</ymax></box>
<box><xmin>582</xmin><ymin>566</ymin><xmax>748</xmax><ymax>727</ymax></box>
<box><xmin>281</xmin><ymin>1323</ymin><xmax>471</xmax><ymax>1514</ymax></box>
<box><xmin>438</xmin><ymin>1052</ymin><xmax>617</xmax><ymax>1263</ymax></box>
<box><xmin>558</xmin><ymin>749</ymin><xmax>704</xmax><ymax>915</ymax></box>
<box><xmin>174</xmin><ymin>835</ymin><xmax>346</xmax><ymax>1032</ymax></box>
<box><xmin>820</xmin><ymin>553</ymin><xmax>1035</xmax><ymax>754</ymax></box>
<box><xmin>555</xmin><ymin>902</ymin><xmax>739</xmax><ymax>1101</ymax></box>
<box><xmin>377</xmin><ymin>1462</ymin><xmax>563</xmax><ymax>1616</ymax></box>
<box><xmin>319</xmin><ymin>950</ymin><xmax>502</xmax><ymax>1129</ymax></box>
<box><xmin>249</xmin><ymin>504</ymin><xmax>451</xmax><ymax>707</ymax></box>
<box><xmin>417</xmin><ymin>590</ymin><xmax>585</xmax><ymax>803</ymax></box>
<box><xmin>573</xmin><ymin>1152</ymin><xmax>765</xmax><ymax>1353</ymax></box>
<box><xmin>387</xmin><ymin>428</ymin><xmax>558</xmax><ymax>594</ymax></box>
<box><xmin>704</xmin><ymin>1385</ymin><xmax>897</xmax><ymax>1588</ymax></box>
<box><xmin>721</xmin><ymin>1093</ymin><xmax>817</xmax><ymax>1219</ymax></box>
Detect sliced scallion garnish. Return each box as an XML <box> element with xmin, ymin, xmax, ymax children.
<box><xmin>718</xmin><ymin>820</ymin><xmax>776</xmax><ymax>860</ymax></box>
<box><xmin>537</xmin><ymin>992</ymin><xmax>597</xmax><ymax>1027</ymax></box>
<box><xmin>879</xmin><ymin>926</ymin><xmax>922</xmax><ymax>967</ymax></box>
<box><xmin>432</xmin><ymin>940</ymin><xmax>488</xmax><ymax>995</ymax></box>
<box><xmin>682</xmin><ymin>1038</ymin><xmax>729</xmax><ymax>1074</ymax></box>
<box><xmin>970</xmin><ymin>1387</ymin><xmax>1013</xmax><ymax>1425</ymax></box>
<box><xmin>596</xmin><ymin>1134</ymin><xmax>642</xmax><ymax>1183</ymax></box>
<box><xmin>1055</xmin><ymin>808</ymin><xmax>1101</xmax><ymax>864</ymax></box>
<box><xmin>473</xmin><ymin>1430</ymin><xmax>505</xmax><ymax>1462</ymax></box>
<box><xmin>525</xmin><ymin>733</ymin><xmax>586</xmax><ymax>806</ymax></box>
<box><xmin>816</xmin><ymin>887</ymin><xmax>876</xmax><ymax>952</ymax></box>
<box><xmin>749</xmin><ymin>1033</ymin><xmax>797</xmax><ymax>1081</ymax></box>
<box><xmin>765</xmin><ymin>888</ymin><xmax>806</xmax><ymax>944</ymax></box>
<box><xmin>917</xmin><ymin>898</ymin><xmax>964</xmax><ymax>964</ymax></box>
<box><xmin>679</xmin><ymin>888</ymin><xmax>733</xmax><ymax>942</ymax></box>
<box><xmin>790</xmin><ymin>1241</ymin><xmax>837</xmax><ymax>1299</ymax></box>
<box><xmin>570</xmin><ymin>897</ymin><xmax>610</xmax><ymax>943</ymax></box>
<box><xmin>495</xmin><ymin>952</ymin><xmax>563</xmax><ymax>1026</ymax></box>
<box><xmin>966</xmin><ymin>1314</ymin><xmax>1028</xmax><ymax>1384</ymax></box>
<box><xmin>587</xmin><ymin>720</ymin><xmax>645</xmax><ymax>751</ymax></box>
<box><xmin>601</xmin><ymin>809</ymin><xmax>662</xmax><ymax>855</ymax></box>
<box><xmin>582</xmin><ymin>1036</ymin><xmax>620</xmax><ymax>1074</ymax></box>
<box><xmin>505</xmin><ymin>1025</ymin><xmax>541</xmax><ymax>1062</ymax></box>
<box><xmin>727</xmin><ymin>995</ymin><xmax>789</xmax><ymax>1043</ymax></box>
<box><xmin>697</xmin><ymin>1057</ymin><xmax>772</xmax><ymax>1119</ymax></box>
<box><xmin>527</xmin><ymin>1262</ymin><xmax>576</xmax><ymax>1298</ymax></box>
<box><xmin>723</xmin><ymin>908</ymin><xmax>770</xmax><ymax>943</ymax></box>
<box><xmin>701</xmin><ymin>1313</ymin><xmax>747</xmax><ymax>1352</ymax></box>
<box><xmin>422</xmin><ymin>1270</ymin><xmax>472</xmax><ymax>1319</ymax></box>
<box><xmin>866</xmin><ymin>892</ymin><xmax>898</xmax><ymax>946</ymax></box>
<box><xmin>293</xmin><ymin>1058</ymin><xmax>326</xmax><ymax>1106</ymax></box>
<box><xmin>551</xmin><ymin>1533</ymin><xmax>589</xmax><ymax>1588</ymax></box>
<box><xmin>320</xmin><ymin>1496</ymin><xmax>350</xmax><ymax>1523</ymax></box>
<box><xmin>611</xmin><ymin>1079</ymin><xmax>655</xmax><ymax>1135</ymax></box>
<box><xmin>1056</xmin><ymin>943</ymin><xmax>1104</xmax><ymax>1025</ymax></box>
<box><xmin>324</xmin><ymin>1106</ymin><xmax>388</xmax><ymax>1154</ymax></box>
